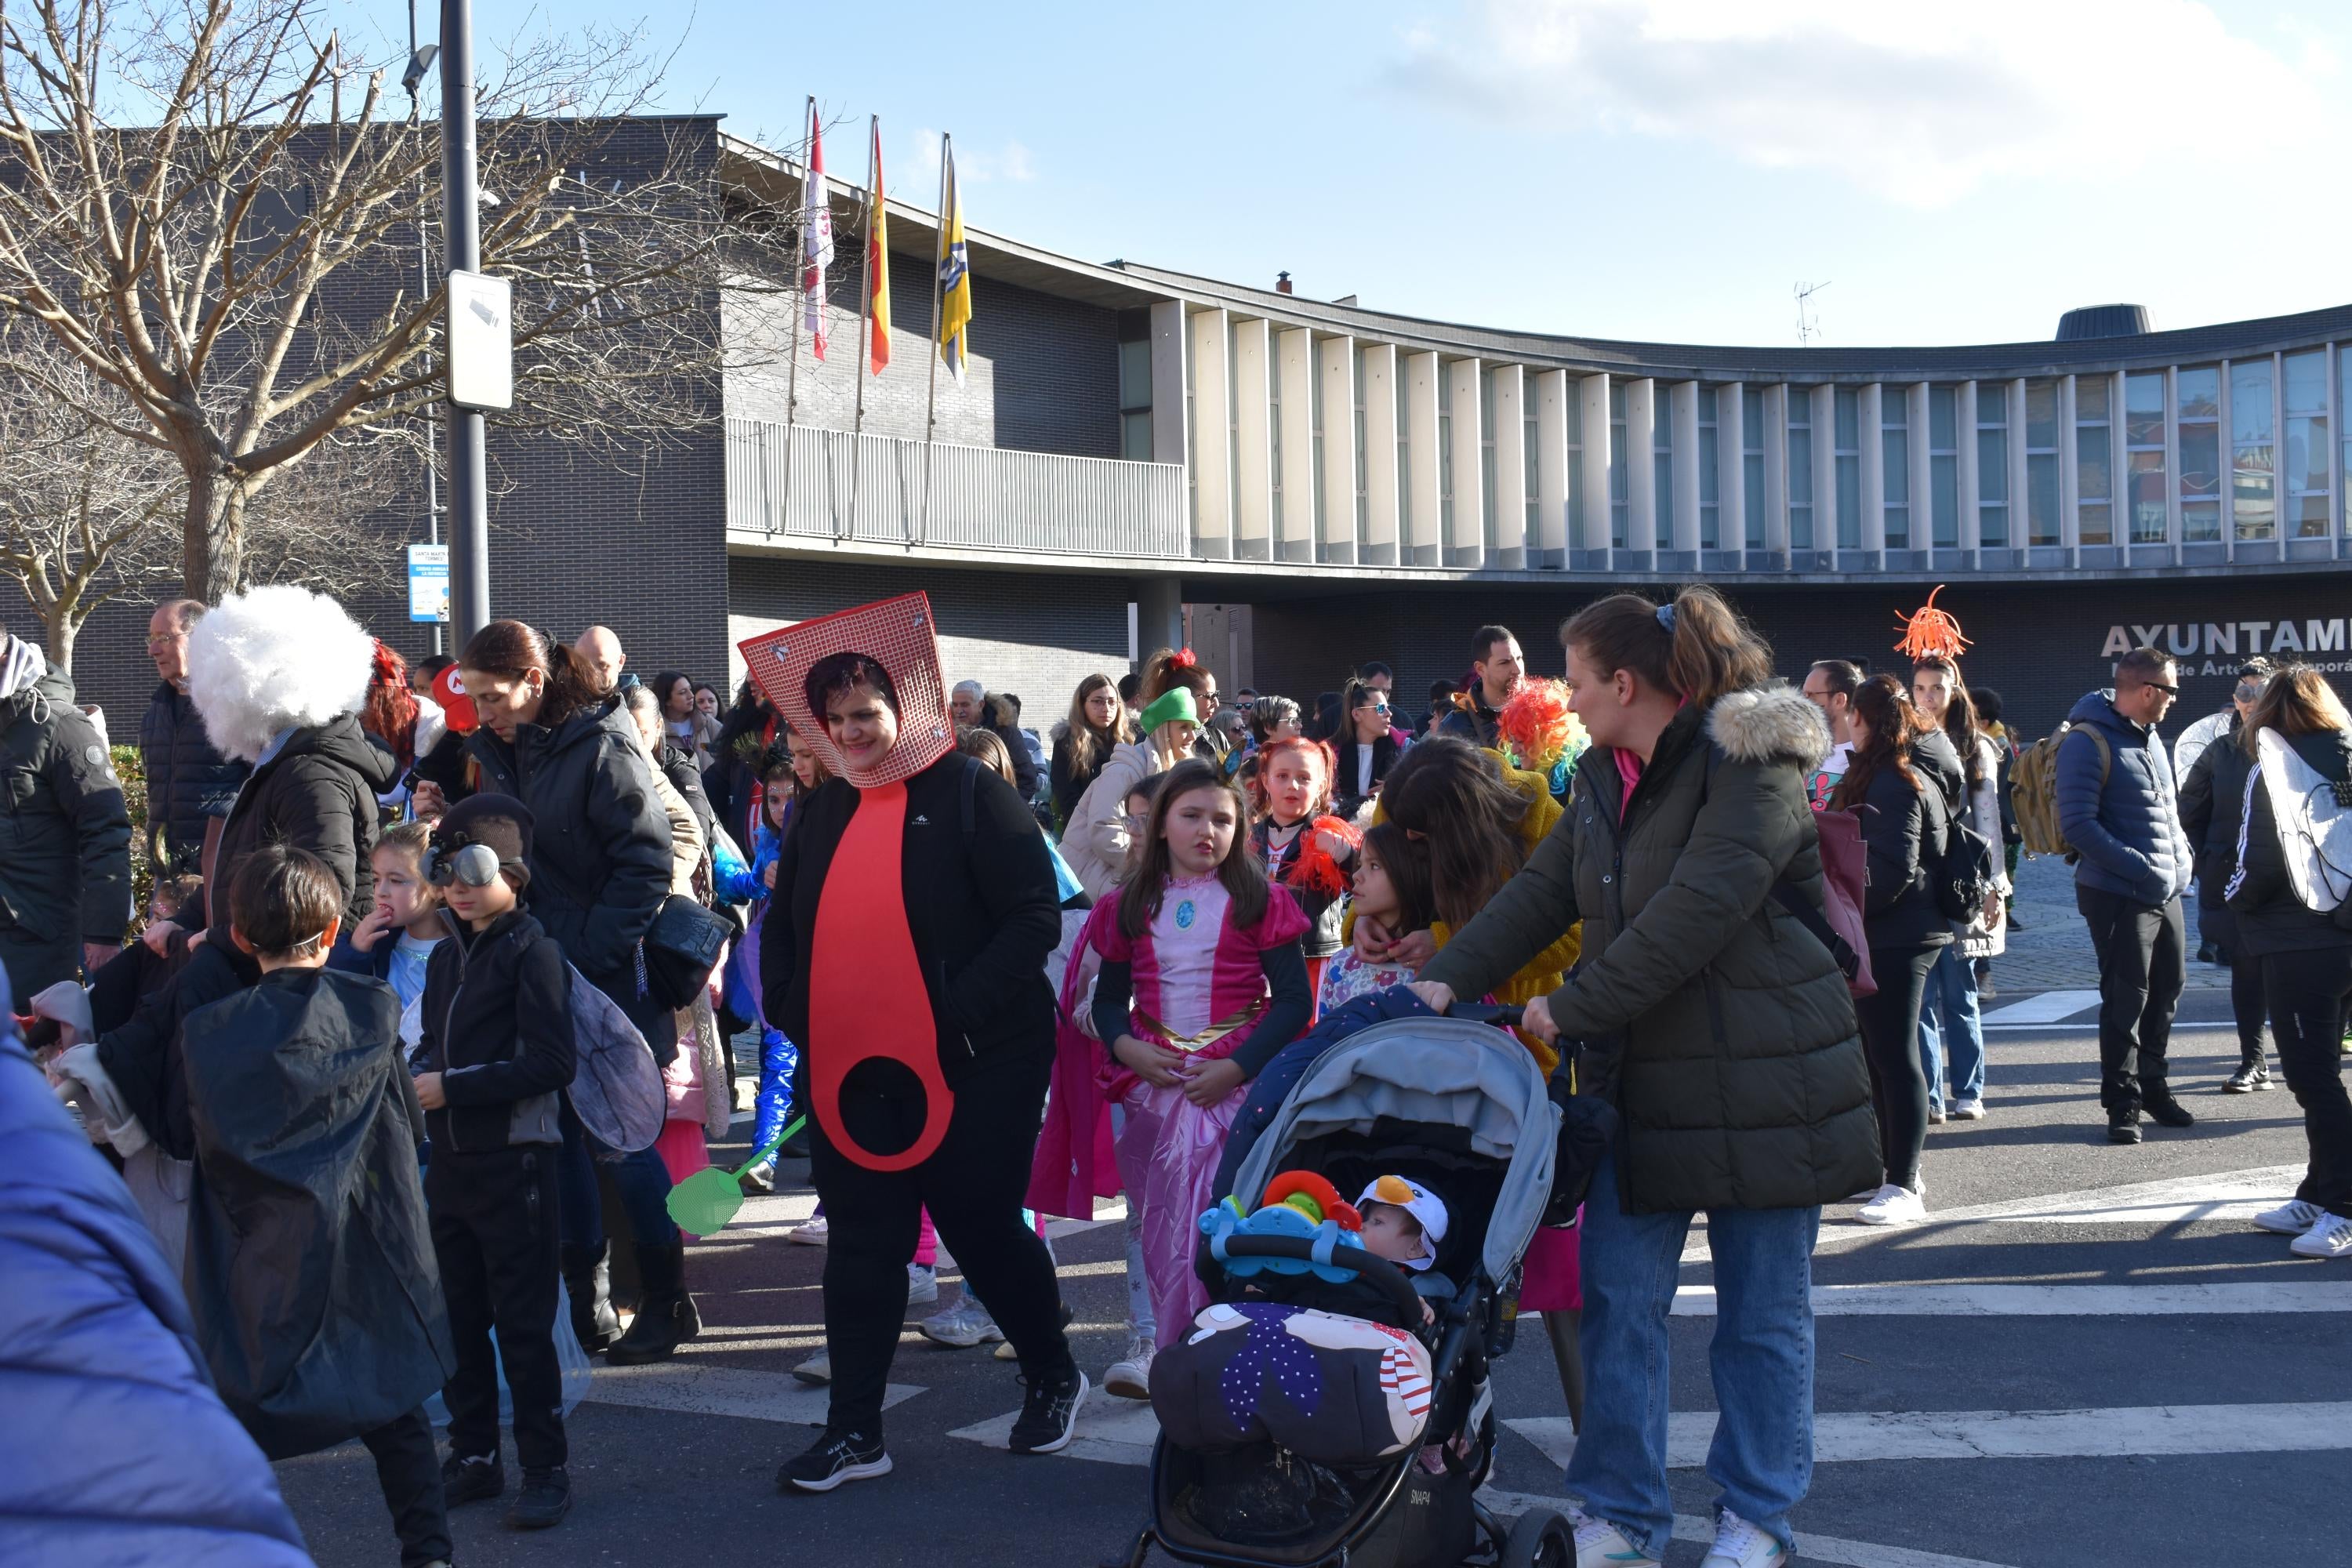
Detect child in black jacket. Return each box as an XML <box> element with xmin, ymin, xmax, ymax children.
<box><xmin>411</xmin><ymin>793</ymin><xmax>578</xmax><ymax>1530</ymax></box>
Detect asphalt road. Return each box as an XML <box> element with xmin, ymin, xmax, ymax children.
<box><xmin>280</xmin><ymin>989</ymin><xmax>2345</xmax><ymax>1567</ymax></box>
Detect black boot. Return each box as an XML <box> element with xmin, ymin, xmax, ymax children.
<box><xmin>2107</xmin><ymin>1107</ymin><xmax>2143</xmax><ymax>1144</ymax></box>
<box><xmin>605</xmin><ymin>1242</ymin><xmax>699</xmax><ymax>1364</ymax></box>
<box><xmin>562</xmin><ymin>1242</ymin><xmax>620</xmax><ymax>1354</ymax></box>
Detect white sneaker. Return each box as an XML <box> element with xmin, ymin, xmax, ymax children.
<box><xmin>2289</xmin><ymin>1213</ymin><xmax>2352</xmax><ymax>1259</ymax></box>
<box><xmin>1857</xmin><ymin>1182</ymin><xmax>1926</xmax><ymax>1225</ymax></box>
<box><xmin>1104</xmin><ymin>1337</ymin><xmax>1155</xmax><ymax>1399</ymax></box>
<box><xmin>1566</xmin><ymin>1506</ymin><xmax>1661</xmax><ymax>1566</ymax></box>
<box><xmin>1950</xmin><ymin>1098</ymin><xmax>1987</xmax><ymax>1120</ymax></box>
<box><xmin>993</xmin><ymin>1338</ymin><xmax>1018</xmax><ymax>1360</ymax></box>
<box><xmin>2256</xmin><ymin>1199</ymin><xmax>2328</xmax><ymax>1236</ymax></box>
<box><xmin>791</xmin><ymin>1349</ymin><xmax>831</xmax><ymax>1385</ymax></box>
<box><xmin>1701</xmin><ymin>1508</ymin><xmax>1791</xmax><ymax>1567</ymax></box>
<box><xmin>786</xmin><ymin>1215</ymin><xmax>829</xmax><ymax>1246</ymax></box>
<box><xmin>906</xmin><ymin>1263</ymin><xmax>938</xmax><ymax>1305</ymax></box>
<box><xmin>919</xmin><ymin>1295</ymin><xmax>1004</xmax><ymax>1348</ymax></box>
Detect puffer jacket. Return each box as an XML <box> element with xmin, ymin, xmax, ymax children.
<box><xmin>205</xmin><ymin>713</ymin><xmax>395</xmax><ymax>947</ymax></box>
<box><xmin>2178</xmin><ymin>717</ymin><xmax>2253</xmax><ymax>912</ymax></box>
<box><xmin>2224</xmin><ymin>726</ymin><xmax>2352</xmax><ymax>958</ymax></box>
<box><xmin>1062</xmin><ymin>739</ymin><xmax>1165</xmax><ymax>901</ymax></box>
<box><xmin>466</xmin><ymin>697</ymin><xmax>677</xmax><ymax>1063</ymax></box>
<box><xmin>139</xmin><ymin>682</ymin><xmax>248</xmax><ymax>875</ymax></box>
<box><xmin>2056</xmin><ymin>688</ymin><xmax>2193</xmax><ymax>906</ymax></box>
<box><xmin>1851</xmin><ymin>761</ymin><xmax>1954</xmax><ymax>951</ymax></box>
<box><xmin>1419</xmin><ymin>684</ymin><xmax>1878</xmax><ymax>1214</ymax></box>
<box><xmin>0</xmin><ymin>1034</ymin><xmax>313</xmax><ymax>1568</ymax></box>
<box><xmin>0</xmin><ymin>666</ymin><xmax>133</xmax><ymax>965</ymax></box>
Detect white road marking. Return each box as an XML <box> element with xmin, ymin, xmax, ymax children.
<box><xmin>1506</xmin><ymin>1400</ymin><xmax>2352</xmax><ymax>1468</ymax></box>
<box><xmin>1047</xmin><ymin>1198</ymin><xmax>1129</xmax><ymax>1240</ymax></box>
<box><xmin>1978</xmin><ymin>989</ymin><xmax>2100</xmax><ymax>1025</ymax></box>
<box><xmin>1661</xmin><ymin>1280</ymin><xmax>2352</xmax><ymax>1316</ymax></box>
<box><xmin>1478</xmin><ymin>1490</ymin><xmax>2024</xmax><ymax>1568</ymax></box>
<box><xmin>581</xmin><ymin>1361</ymin><xmax>923</xmax><ymax>1425</ymax></box>
<box><xmin>946</xmin><ymin>1385</ymin><xmax>1162</xmax><ymax>1465</ymax></box>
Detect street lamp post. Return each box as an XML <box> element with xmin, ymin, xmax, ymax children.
<box><xmin>437</xmin><ymin>0</ymin><xmax>490</xmax><ymax>642</ymax></box>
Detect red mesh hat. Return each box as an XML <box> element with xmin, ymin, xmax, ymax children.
<box><xmin>739</xmin><ymin>591</ymin><xmax>955</xmax><ymax>788</ymax></box>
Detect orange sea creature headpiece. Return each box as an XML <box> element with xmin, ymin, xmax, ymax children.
<box><xmin>1894</xmin><ymin>586</ymin><xmax>1971</xmax><ymax>664</ymax></box>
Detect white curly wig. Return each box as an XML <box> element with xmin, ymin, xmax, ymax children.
<box><xmin>187</xmin><ymin>584</ymin><xmax>376</xmax><ymax>764</ymax></box>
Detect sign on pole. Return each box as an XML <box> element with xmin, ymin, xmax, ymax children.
<box><xmin>408</xmin><ymin>543</ymin><xmax>450</xmax><ymax>623</ymax></box>
<box><xmin>445</xmin><ymin>269</ymin><xmax>513</xmax><ymax>410</ymax></box>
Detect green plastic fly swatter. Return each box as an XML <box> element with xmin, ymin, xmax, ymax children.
<box><xmin>666</xmin><ymin>1116</ymin><xmax>804</xmax><ymax>1235</ymax></box>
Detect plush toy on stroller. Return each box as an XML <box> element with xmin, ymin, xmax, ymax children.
<box><xmin>1121</xmin><ymin>1007</ymin><xmax>1581</xmax><ymax>1568</ymax></box>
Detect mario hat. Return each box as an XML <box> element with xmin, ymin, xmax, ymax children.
<box><xmin>1357</xmin><ymin>1174</ymin><xmax>1449</xmax><ymax>1271</ymax></box>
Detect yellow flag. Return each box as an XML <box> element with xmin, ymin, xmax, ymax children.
<box><xmin>935</xmin><ymin>142</ymin><xmax>970</xmax><ymax>384</ymax></box>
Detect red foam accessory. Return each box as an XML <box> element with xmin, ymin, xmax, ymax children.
<box><xmin>432</xmin><ymin>664</ymin><xmax>477</xmax><ymax>732</ymax></box>
<box><xmin>1170</xmin><ymin>648</ymin><xmax>1198</xmax><ymax>669</ymax></box>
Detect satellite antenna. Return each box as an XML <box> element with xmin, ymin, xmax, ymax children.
<box><xmin>1795</xmin><ymin>280</ymin><xmax>1831</xmax><ymax>346</ymax></box>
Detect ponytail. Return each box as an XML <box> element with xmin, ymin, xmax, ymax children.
<box><xmin>1559</xmin><ymin>585</ymin><xmax>1773</xmax><ymax>706</ymax></box>
<box><xmin>459</xmin><ymin>619</ymin><xmax>604</xmax><ymax>728</ymax></box>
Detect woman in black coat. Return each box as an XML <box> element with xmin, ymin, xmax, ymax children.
<box><xmin>2180</xmin><ymin>677</ymin><xmax>2272</xmax><ymax>1091</ymax></box>
<box><xmin>1330</xmin><ymin>677</ymin><xmax>1402</xmax><ymax>818</ymax></box>
<box><xmin>457</xmin><ymin>621</ymin><xmax>695</xmax><ymax>1364</ymax></box>
<box><xmin>760</xmin><ymin>648</ymin><xmax>1081</xmax><ymax>1491</ymax></box>
<box><xmin>1832</xmin><ymin>674</ymin><xmax>1950</xmax><ymax>1227</ymax></box>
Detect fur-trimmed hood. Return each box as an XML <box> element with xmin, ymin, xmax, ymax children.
<box><xmin>187</xmin><ymin>586</ymin><xmax>375</xmax><ymax>764</ymax></box>
<box><xmin>1705</xmin><ymin>683</ymin><xmax>1832</xmax><ymax>774</ymax></box>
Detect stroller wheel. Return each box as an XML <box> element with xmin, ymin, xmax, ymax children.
<box><xmin>1498</xmin><ymin>1507</ymin><xmax>1573</xmax><ymax>1568</ymax></box>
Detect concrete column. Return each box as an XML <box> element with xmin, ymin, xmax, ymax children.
<box><xmin>1276</xmin><ymin>325</ymin><xmax>1316</xmax><ymax>563</ymax></box>
<box><xmin>1135</xmin><ymin>576</ymin><xmax>1184</xmax><ymax>660</ymax></box>
<box><xmin>2058</xmin><ymin>375</ymin><xmax>2080</xmax><ymax>557</ymax></box>
<box><xmin>1907</xmin><ymin>383</ymin><xmax>1932</xmax><ymax>552</ymax></box>
<box><xmin>1446</xmin><ymin>357</ymin><xmax>1485</xmax><ymax>565</ymax></box>
<box><xmin>1859</xmin><ymin>383</ymin><xmax>1885</xmax><ymax>554</ymax></box>
<box><xmin>1148</xmin><ymin>299</ymin><xmax>1186</xmax><ymax>469</ymax></box>
<box><xmin>1763</xmin><ymin>382</ymin><xmax>1789</xmax><ymax>554</ymax></box>
<box><xmin>1406</xmin><ymin>350</ymin><xmax>1441</xmax><ymax>565</ymax></box>
<box><xmin>1188</xmin><ymin>307</ymin><xmax>1231</xmax><ymax>557</ymax></box>
<box><xmin>1578</xmin><ymin>373</ymin><xmax>1611</xmax><ymax>554</ymax></box>
<box><xmin>1625</xmin><ymin>377</ymin><xmax>1656</xmax><ymax>554</ymax></box>
<box><xmin>1716</xmin><ymin>379</ymin><xmax>1744</xmax><ymax>554</ymax></box>
<box><xmin>1810</xmin><ymin>385</ymin><xmax>1836</xmax><ymax>554</ymax></box>
<box><xmin>1360</xmin><ymin>343</ymin><xmax>1399</xmax><ymax>564</ymax></box>
<box><xmin>2007</xmin><ymin>377</ymin><xmax>2029</xmax><ymax>552</ymax></box>
<box><xmin>1957</xmin><ymin>378</ymin><xmax>1980</xmax><ymax>553</ymax></box>
<box><xmin>1317</xmin><ymin>335</ymin><xmax>1357</xmax><ymax>563</ymax></box>
<box><xmin>1492</xmin><ymin>364</ymin><xmax>1528</xmax><ymax>564</ymax></box>
<box><xmin>1671</xmin><ymin>380</ymin><xmax>1700</xmax><ymax>554</ymax></box>
<box><xmin>1535</xmin><ymin>368</ymin><xmax>1570</xmax><ymax>564</ymax></box>
<box><xmin>1230</xmin><ymin>317</ymin><xmax>1273</xmax><ymax>560</ymax></box>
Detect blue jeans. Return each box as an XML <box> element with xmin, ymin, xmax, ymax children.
<box><xmin>1916</xmin><ymin>944</ymin><xmax>1986</xmax><ymax>1112</ymax></box>
<box><xmin>557</xmin><ymin>1102</ymin><xmax>679</xmax><ymax>1253</ymax></box>
<box><xmin>1566</xmin><ymin>1152</ymin><xmax>1820</xmax><ymax>1558</ymax></box>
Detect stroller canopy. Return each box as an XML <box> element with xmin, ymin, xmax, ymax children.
<box><xmin>1229</xmin><ymin>1017</ymin><xmax>1560</xmax><ymax>1287</ymax></box>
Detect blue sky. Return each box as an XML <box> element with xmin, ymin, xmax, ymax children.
<box><xmin>412</xmin><ymin>0</ymin><xmax>2350</xmax><ymax>350</ymax></box>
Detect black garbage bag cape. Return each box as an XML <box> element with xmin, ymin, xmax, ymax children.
<box><xmin>180</xmin><ymin>966</ymin><xmax>454</xmax><ymax>1459</ymax></box>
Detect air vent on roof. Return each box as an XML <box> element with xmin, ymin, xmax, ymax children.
<box><xmin>2055</xmin><ymin>304</ymin><xmax>2151</xmax><ymax>342</ymax></box>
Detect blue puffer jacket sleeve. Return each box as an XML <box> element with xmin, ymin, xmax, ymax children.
<box><xmin>712</xmin><ymin>831</ymin><xmax>762</xmax><ymax>905</ymax></box>
<box><xmin>0</xmin><ymin>1031</ymin><xmax>314</xmax><ymax>1568</ymax></box>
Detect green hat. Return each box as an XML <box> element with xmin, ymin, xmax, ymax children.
<box><xmin>1137</xmin><ymin>687</ymin><xmax>1199</xmax><ymax>732</ymax></box>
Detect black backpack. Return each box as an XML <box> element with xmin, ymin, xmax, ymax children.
<box><xmin>1926</xmin><ymin>779</ymin><xmax>1998</xmax><ymax>924</ymax></box>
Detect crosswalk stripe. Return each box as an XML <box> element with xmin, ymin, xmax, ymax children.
<box><xmin>581</xmin><ymin>1361</ymin><xmax>923</xmax><ymax>1425</ymax></box>
<box><xmin>947</xmin><ymin>1386</ymin><xmax>1159</xmax><ymax>1465</ymax></box>
<box><xmin>1978</xmin><ymin>989</ymin><xmax>2100</xmax><ymax>1025</ymax></box>
<box><xmin>1476</xmin><ymin>1490</ymin><xmax>2024</xmax><ymax>1568</ymax></box>
<box><xmin>1661</xmin><ymin>1280</ymin><xmax>2352</xmax><ymax>1316</ymax></box>
<box><xmin>1506</xmin><ymin>1401</ymin><xmax>2352</xmax><ymax>1468</ymax></box>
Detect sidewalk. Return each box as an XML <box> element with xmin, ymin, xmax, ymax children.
<box><xmin>1989</xmin><ymin>851</ymin><xmax>2230</xmax><ymax>995</ymax></box>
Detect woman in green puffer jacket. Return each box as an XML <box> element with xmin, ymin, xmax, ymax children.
<box><xmin>1412</xmin><ymin>585</ymin><xmax>1877</xmax><ymax>1568</ymax></box>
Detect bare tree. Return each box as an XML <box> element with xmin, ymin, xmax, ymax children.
<box><xmin>0</xmin><ymin>0</ymin><xmax>768</xmax><ymax>601</ymax></box>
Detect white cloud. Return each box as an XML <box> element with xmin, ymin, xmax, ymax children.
<box><xmin>905</xmin><ymin>129</ymin><xmax>1039</xmax><ymax>192</ymax></box>
<box><xmin>1397</xmin><ymin>0</ymin><xmax>2336</xmax><ymax>208</ymax></box>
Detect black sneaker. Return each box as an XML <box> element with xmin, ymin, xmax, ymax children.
<box><xmin>2223</xmin><ymin>1062</ymin><xmax>2271</xmax><ymax>1093</ymax></box>
<box><xmin>441</xmin><ymin>1451</ymin><xmax>504</xmax><ymax>1505</ymax></box>
<box><xmin>1008</xmin><ymin>1367</ymin><xmax>1088</xmax><ymax>1455</ymax></box>
<box><xmin>2107</xmin><ymin>1109</ymin><xmax>2143</xmax><ymax>1145</ymax></box>
<box><xmin>779</xmin><ymin>1428</ymin><xmax>891</xmax><ymax>1493</ymax></box>
<box><xmin>507</xmin><ymin>1466</ymin><xmax>570</xmax><ymax>1530</ymax></box>
<box><xmin>2143</xmin><ymin>1096</ymin><xmax>2196</xmax><ymax>1129</ymax></box>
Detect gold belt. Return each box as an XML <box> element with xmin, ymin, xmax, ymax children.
<box><xmin>1134</xmin><ymin>997</ymin><xmax>1268</xmax><ymax>1054</ymax></box>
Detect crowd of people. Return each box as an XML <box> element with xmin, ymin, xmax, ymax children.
<box><xmin>3</xmin><ymin>577</ymin><xmax>2348</xmax><ymax>1568</ymax></box>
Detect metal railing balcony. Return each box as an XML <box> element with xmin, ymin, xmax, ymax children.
<box><xmin>726</xmin><ymin>417</ymin><xmax>1186</xmax><ymax>559</ymax></box>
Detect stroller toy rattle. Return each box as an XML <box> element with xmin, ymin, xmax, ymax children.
<box><xmin>1200</xmin><ymin>1171</ymin><xmax>1369</xmax><ymax>1284</ymax></box>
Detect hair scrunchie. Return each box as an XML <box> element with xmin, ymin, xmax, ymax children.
<box><xmin>1655</xmin><ymin>602</ymin><xmax>1676</xmax><ymax>634</ymax></box>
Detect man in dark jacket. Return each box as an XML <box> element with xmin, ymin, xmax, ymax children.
<box><xmin>951</xmin><ymin>680</ymin><xmax>1041</xmax><ymax>799</ymax></box>
<box><xmin>1437</xmin><ymin>625</ymin><xmax>1523</xmax><ymax>748</ymax></box>
<box><xmin>207</xmin><ymin>713</ymin><xmax>397</xmax><ymax>942</ymax></box>
<box><xmin>139</xmin><ymin>600</ymin><xmax>248</xmax><ymax>882</ymax></box>
<box><xmin>2057</xmin><ymin>647</ymin><xmax>2196</xmax><ymax>1143</ymax></box>
<box><xmin>0</xmin><ymin>632</ymin><xmax>132</xmax><ymax>999</ymax></box>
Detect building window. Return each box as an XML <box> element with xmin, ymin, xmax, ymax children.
<box><xmin>1653</xmin><ymin>386</ymin><xmax>1674</xmax><ymax>546</ymax></box>
<box><xmin>1697</xmin><ymin>385</ymin><xmax>1719</xmax><ymax>549</ymax></box>
<box><xmin>1269</xmin><ymin>343</ymin><xmax>1283</xmax><ymax>540</ymax></box>
<box><xmin>2177</xmin><ymin>364</ymin><xmax>2221</xmax><ymax>542</ymax></box>
<box><xmin>1565</xmin><ymin>381</ymin><xmax>1585</xmax><ymax>546</ymax></box>
<box><xmin>1976</xmin><ymin>383</ymin><xmax>2009</xmax><ymax>547</ymax></box>
<box><xmin>1309</xmin><ymin>343</ymin><xmax>1326</xmax><ymax>540</ymax></box>
<box><xmin>1787</xmin><ymin>386</ymin><xmax>1813</xmax><ymax>550</ymax></box>
<box><xmin>1352</xmin><ymin>365</ymin><xmax>1367</xmax><ymax>537</ymax></box>
<box><xmin>1610</xmin><ymin>380</ymin><xmax>1628</xmax><ymax>547</ymax></box>
<box><xmin>2230</xmin><ymin>358</ymin><xmax>2276</xmax><ymax>542</ymax></box>
<box><xmin>1480</xmin><ymin>369</ymin><xmax>1498</xmax><ymax>549</ymax></box>
<box><xmin>1396</xmin><ymin>369</ymin><xmax>1410</xmax><ymax>537</ymax></box>
<box><xmin>1118</xmin><ymin>339</ymin><xmax>1152</xmax><ymax>461</ymax></box>
<box><xmin>1929</xmin><ymin>385</ymin><xmax>1958</xmax><ymax>547</ymax></box>
<box><xmin>2125</xmin><ymin>370</ymin><xmax>2166</xmax><ymax>543</ymax></box>
<box><xmin>1437</xmin><ymin>366</ymin><xmax>1454</xmax><ymax>539</ymax></box>
<box><xmin>1226</xmin><ymin>320</ymin><xmax>1241</xmax><ymax>528</ymax></box>
<box><xmin>2076</xmin><ymin>375</ymin><xmax>2113</xmax><ymax>545</ymax></box>
<box><xmin>1833</xmin><ymin>387</ymin><xmax>1860</xmax><ymax>548</ymax></box>
<box><xmin>2025</xmin><ymin>378</ymin><xmax>2059</xmax><ymax>546</ymax></box>
<box><xmin>1742</xmin><ymin>387</ymin><xmax>1765</xmax><ymax>548</ymax></box>
<box><xmin>1185</xmin><ymin>326</ymin><xmax>1198</xmax><ymax>531</ymax></box>
<box><xmin>2284</xmin><ymin>347</ymin><xmax>2328</xmax><ymax>538</ymax></box>
<box><xmin>1523</xmin><ymin>383</ymin><xmax>1541</xmax><ymax>543</ymax></box>
<box><xmin>1882</xmin><ymin>387</ymin><xmax>1909</xmax><ymax>550</ymax></box>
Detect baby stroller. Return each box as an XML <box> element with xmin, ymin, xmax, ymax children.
<box><xmin>1120</xmin><ymin>1005</ymin><xmax>1577</xmax><ymax>1568</ymax></box>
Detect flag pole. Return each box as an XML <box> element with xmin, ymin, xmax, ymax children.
<box><xmin>918</xmin><ymin>132</ymin><xmax>949</xmax><ymax>549</ymax></box>
<box><xmin>781</xmin><ymin>94</ymin><xmax>814</xmax><ymax>535</ymax></box>
<box><xmin>847</xmin><ymin>114</ymin><xmax>877</xmax><ymax>546</ymax></box>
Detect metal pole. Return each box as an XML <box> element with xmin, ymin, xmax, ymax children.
<box><xmin>846</xmin><ymin>114</ymin><xmax>877</xmax><ymax>544</ymax></box>
<box><xmin>918</xmin><ymin>132</ymin><xmax>949</xmax><ymax>547</ymax></box>
<box><xmin>779</xmin><ymin>95</ymin><xmax>811</xmax><ymax>539</ymax></box>
<box><xmin>437</xmin><ymin>0</ymin><xmax>488</xmax><ymax>641</ymax></box>
<box><xmin>408</xmin><ymin>0</ymin><xmax>443</xmax><ymax>656</ymax></box>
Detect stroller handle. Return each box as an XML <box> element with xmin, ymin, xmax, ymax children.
<box><xmin>1450</xmin><ymin>1001</ymin><xmax>1526</xmax><ymax>1029</ymax></box>
<box><xmin>1214</xmin><ymin>1234</ymin><xmax>1428</xmax><ymax>1330</ymax></box>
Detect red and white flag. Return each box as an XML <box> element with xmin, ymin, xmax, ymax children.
<box><xmin>802</xmin><ymin>107</ymin><xmax>834</xmax><ymax>360</ymax></box>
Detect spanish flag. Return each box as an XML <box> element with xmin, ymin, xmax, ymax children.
<box><xmin>866</xmin><ymin>119</ymin><xmax>891</xmax><ymax>374</ymax></box>
<box><xmin>935</xmin><ymin>140</ymin><xmax>971</xmax><ymax>385</ymax></box>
